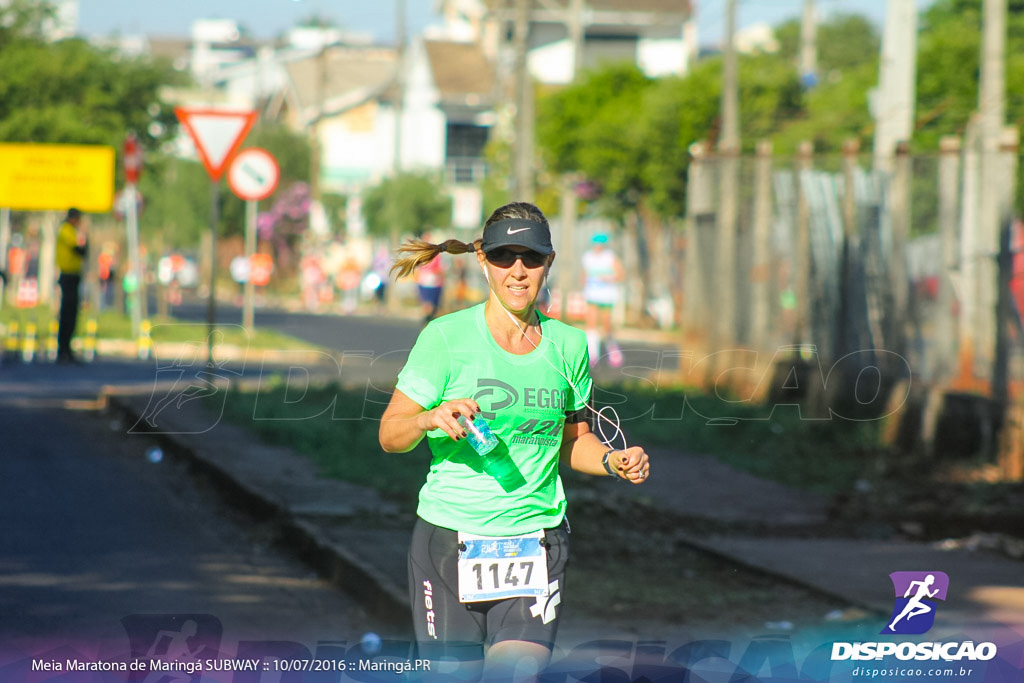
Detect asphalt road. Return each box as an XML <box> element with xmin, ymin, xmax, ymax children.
<box><xmin>162</xmin><ymin>298</ymin><xmax>422</xmax><ymax>357</ymax></box>
<box><xmin>162</xmin><ymin>297</ymin><xmax>679</xmax><ymax>384</ymax></box>
<box><xmin>0</xmin><ymin>394</ymin><xmax>397</xmax><ymax>660</ymax></box>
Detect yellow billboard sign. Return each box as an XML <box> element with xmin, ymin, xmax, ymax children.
<box><xmin>0</xmin><ymin>143</ymin><xmax>115</xmax><ymax>212</ymax></box>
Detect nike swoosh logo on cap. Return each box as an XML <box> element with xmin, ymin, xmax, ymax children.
<box><xmin>507</xmin><ymin>227</ymin><xmax>531</xmax><ymax>235</ymax></box>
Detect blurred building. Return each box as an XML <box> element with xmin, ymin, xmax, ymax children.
<box><xmin>459</xmin><ymin>0</ymin><xmax>696</xmax><ymax>82</ymax></box>
<box><xmin>81</xmin><ymin>2</ymin><xmax>693</xmax><ymax>231</ymax></box>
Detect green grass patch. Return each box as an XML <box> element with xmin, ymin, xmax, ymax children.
<box><xmin>0</xmin><ymin>305</ymin><xmax>56</xmax><ymax>335</ymax></box>
<box><xmin>0</xmin><ymin>306</ymin><xmax>319</xmax><ymax>351</ymax></box>
<box><xmin>143</xmin><ymin>317</ymin><xmax>319</xmax><ymax>350</ymax></box>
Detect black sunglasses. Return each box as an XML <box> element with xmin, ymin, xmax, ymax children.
<box><xmin>485</xmin><ymin>247</ymin><xmax>548</xmax><ymax>269</ymax></box>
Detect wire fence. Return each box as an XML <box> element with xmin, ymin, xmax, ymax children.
<box><xmin>557</xmin><ymin>141</ymin><xmax>1022</xmax><ymax>408</ymax></box>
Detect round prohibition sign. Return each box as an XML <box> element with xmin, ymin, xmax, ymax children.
<box><xmin>228</xmin><ymin>147</ymin><xmax>280</xmax><ymax>201</ymax></box>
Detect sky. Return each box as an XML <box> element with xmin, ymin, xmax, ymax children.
<box><xmin>76</xmin><ymin>0</ymin><xmax>936</xmax><ymax>48</ymax></box>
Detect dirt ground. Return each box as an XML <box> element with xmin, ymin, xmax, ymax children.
<box><xmin>559</xmin><ymin>496</ymin><xmax>877</xmax><ymax>641</ymax></box>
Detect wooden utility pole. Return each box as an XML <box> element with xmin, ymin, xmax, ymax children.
<box><xmin>887</xmin><ymin>141</ymin><xmax>911</xmax><ymax>361</ymax></box>
<box><xmin>39</xmin><ymin>214</ymin><xmax>56</xmax><ymax>306</ymax></box>
<box><xmin>556</xmin><ymin>0</ymin><xmax>585</xmax><ymax>320</ymax></box>
<box><xmin>799</xmin><ymin>0</ymin><xmax>817</xmax><ymax>86</ymax></box>
<box><xmin>749</xmin><ymin>140</ymin><xmax>774</xmax><ymax>351</ymax></box>
<box><xmin>793</xmin><ymin>142</ymin><xmax>813</xmax><ymax>346</ymax></box>
<box><xmin>935</xmin><ymin>136</ymin><xmax>961</xmax><ymax>381</ymax></box>
<box><xmin>720</xmin><ymin>0</ymin><xmax>739</xmax><ymax>155</ymax></box>
<box><xmin>512</xmin><ymin>0</ymin><xmax>534</xmax><ymax>202</ymax></box>
<box><xmin>958</xmin><ymin>118</ymin><xmax>981</xmax><ymax>387</ymax></box>
<box><xmin>683</xmin><ymin>142</ymin><xmax>711</xmax><ymax>336</ymax></box>
<box><xmin>977</xmin><ymin>0</ymin><xmax>1008</xmax><ymax>384</ymax></box>
<box><xmin>714</xmin><ymin>0</ymin><xmax>739</xmax><ymax>357</ymax></box>
<box><xmin>309</xmin><ymin>44</ymin><xmax>328</xmax><ymax>205</ymax></box>
<box><xmin>394</xmin><ymin>0</ymin><xmax>406</xmax><ymax>173</ymax></box>
<box><xmin>838</xmin><ymin>139</ymin><xmax>860</xmax><ymax>360</ymax></box>
<box><xmin>872</xmin><ymin>0</ymin><xmax>917</xmax><ymax>171</ymax></box>
<box><xmin>569</xmin><ymin>0</ymin><xmax>584</xmax><ymax>73</ymax></box>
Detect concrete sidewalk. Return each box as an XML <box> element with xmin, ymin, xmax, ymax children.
<box><xmin>593</xmin><ymin>450</ymin><xmax>1024</xmax><ymax>635</ymax></box>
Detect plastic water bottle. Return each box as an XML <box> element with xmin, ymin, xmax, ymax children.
<box><xmin>458</xmin><ymin>415</ymin><xmax>521</xmax><ymax>483</ymax></box>
<box><xmin>457</xmin><ymin>414</ymin><xmax>498</xmax><ymax>455</ymax></box>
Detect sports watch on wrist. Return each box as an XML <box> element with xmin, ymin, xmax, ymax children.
<box><xmin>602</xmin><ymin>449</ymin><xmax>621</xmax><ymax>479</ymax></box>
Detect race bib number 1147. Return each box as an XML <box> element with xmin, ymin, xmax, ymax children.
<box><xmin>457</xmin><ymin>531</ymin><xmax>549</xmax><ymax>603</ymax></box>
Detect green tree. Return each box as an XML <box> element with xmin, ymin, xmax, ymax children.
<box><xmin>770</xmin><ymin>12</ymin><xmax>879</xmax><ymax>154</ymax></box>
<box><xmin>0</xmin><ymin>1</ymin><xmax>192</xmax><ymax>256</ymax></box>
<box><xmin>0</xmin><ymin>39</ymin><xmax>182</xmax><ymax>151</ymax></box>
<box><xmin>0</xmin><ymin>0</ymin><xmax>54</xmax><ymax>44</ymax></box>
<box><xmin>771</xmin><ymin>60</ymin><xmax>877</xmax><ymax>155</ymax></box>
<box><xmin>738</xmin><ymin>53</ymin><xmax>804</xmax><ymax>149</ymax></box>
<box><xmin>361</xmin><ymin>172</ymin><xmax>452</xmax><ymax>242</ymax></box>
<box><xmin>298</xmin><ymin>14</ymin><xmax>338</xmax><ymax>28</ymax></box>
<box><xmin>775</xmin><ymin>13</ymin><xmax>880</xmax><ymax>76</ymax></box>
<box><xmin>537</xmin><ymin>55</ymin><xmax>800</xmax><ymax>218</ymax></box>
<box><xmin>536</xmin><ymin>63</ymin><xmax>651</xmax><ymax>210</ymax></box>
<box><xmin>915</xmin><ymin>0</ymin><xmax>1024</xmax><ymax>214</ymax></box>
<box><xmin>138</xmin><ymin>156</ymin><xmax>210</xmax><ymax>250</ymax></box>
<box><xmin>635</xmin><ymin>61</ymin><xmax>719</xmax><ymax>219</ymax></box>
<box><xmin>915</xmin><ymin>0</ymin><xmax>1024</xmax><ymax>151</ymax></box>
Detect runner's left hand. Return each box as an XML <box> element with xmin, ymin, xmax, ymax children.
<box><xmin>616</xmin><ymin>446</ymin><xmax>649</xmax><ymax>484</ymax></box>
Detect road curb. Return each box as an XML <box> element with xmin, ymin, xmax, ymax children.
<box><xmin>102</xmin><ymin>390</ymin><xmax>412</xmax><ymax>628</ymax></box>
<box><xmin>284</xmin><ymin>518</ymin><xmax>410</xmax><ymax>626</ymax></box>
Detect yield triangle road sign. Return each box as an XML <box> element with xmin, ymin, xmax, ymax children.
<box><xmin>175</xmin><ymin>108</ymin><xmax>258</xmax><ymax>181</ymax></box>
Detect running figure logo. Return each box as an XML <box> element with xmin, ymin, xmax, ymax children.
<box><xmin>129</xmin><ymin>327</ymin><xmax>243</xmax><ymax>434</ymax></box>
<box><xmin>121</xmin><ymin>613</ymin><xmax>222</xmax><ymax>682</ymax></box>
<box><xmin>882</xmin><ymin>571</ymin><xmax>949</xmax><ymax>635</ymax></box>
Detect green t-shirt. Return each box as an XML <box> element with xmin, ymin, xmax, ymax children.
<box><xmin>396</xmin><ymin>303</ymin><xmax>592</xmax><ymax>536</ymax></box>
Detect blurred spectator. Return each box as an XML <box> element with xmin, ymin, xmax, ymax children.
<box><xmin>55</xmin><ymin>208</ymin><xmax>88</xmax><ymax>364</ymax></box>
<box><xmin>368</xmin><ymin>245</ymin><xmax>391</xmax><ymax>311</ymax></box>
<box><xmin>97</xmin><ymin>243</ymin><xmax>117</xmax><ymax>310</ymax></box>
<box><xmin>416</xmin><ymin>248</ymin><xmax>445</xmax><ymax>324</ymax></box>
<box><xmin>336</xmin><ymin>253</ymin><xmax>362</xmax><ymax>315</ymax></box>
<box><xmin>581</xmin><ymin>232</ymin><xmax>624</xmax><ymax>367</ymax></box>
<box><xmin>300</xmin><ymin>255</ymin><xmax>325</xmax><ymax>312</ymax></box>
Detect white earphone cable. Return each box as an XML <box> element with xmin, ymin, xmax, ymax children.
<box><xmin>498</xmin><ymin>302</ymin><xmax>627</xmax><ymax>454</ymax></box>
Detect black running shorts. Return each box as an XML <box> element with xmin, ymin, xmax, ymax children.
<box><xmin>407</xmin><ymin>517</ymin><xmax>570</xmax><ymax>661</ymax></box>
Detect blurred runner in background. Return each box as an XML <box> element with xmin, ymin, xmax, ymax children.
<box><xmin>580</xmin><ymin>232</ymin><xmax>624</xmax><ymax>367</ymax></box>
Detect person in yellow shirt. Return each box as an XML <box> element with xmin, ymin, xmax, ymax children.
<box><xmin>55</xmin><ymin>208</ymin><xmax>88</xmax><ymax>363</ymax></box>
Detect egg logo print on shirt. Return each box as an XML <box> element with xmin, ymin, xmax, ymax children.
<box><xmin>882</xmin><ymin>571</ymin><xmax>949</xmax><ymax>635</ymax></box>
<box><xmin>473</xmin><ymin>379</ymin><xmax>519</xmax><ymax>420</ymax></box>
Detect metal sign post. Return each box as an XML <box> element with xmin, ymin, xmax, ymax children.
<box><xmin>122</xmin><ymin>133</ymin><xmax>144</xmax><ymax>346</ymax></box>
<box><xmin>227</xmin><ymin>148</ymin><xmax>280</xmax><ymax>332</ymax></box>
<box><xmin>174</xmin><ymin>108</ymin><xmax>258</xmax><ymax>364</ymax></box>
<box><xmin>0</xmin><ymin>207</ymin><xmax>10</xmax><ymax>310</ymax></box>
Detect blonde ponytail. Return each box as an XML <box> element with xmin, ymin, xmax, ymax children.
<box><xmin>389</xmin><ymin>238</ymin><xmax>480</xmax><ymax>279</ymax></box>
